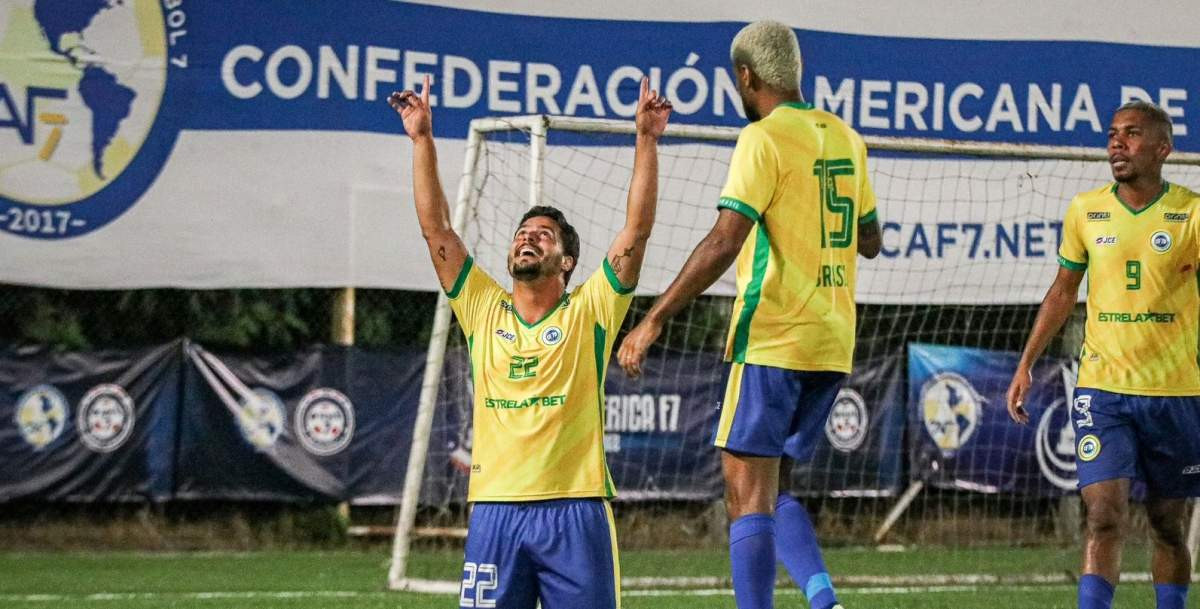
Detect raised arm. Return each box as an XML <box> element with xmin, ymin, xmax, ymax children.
<box><xmin>389</xmin><ymin>74</ymin><xmax>469</xmax><ymax>292</ymax></box>
<box><xmin>618</xmin><ymin>209</ymin><xmax>754</xmax><ymax>377</ymax></box>
<box><xmin>606</xmin><ymin>77</ymin><xmax>673</xmax><ymax>288</ymax></box>
<box><xmin>1006</xmin><ymin>266</ymin><xmax>1085</xmax><ymax>423</ymax></box>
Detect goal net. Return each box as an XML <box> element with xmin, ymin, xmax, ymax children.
<box><xmin>388</xmin><ymin>114</ymin><xmax>1200</xmax><ymax>591</ymax></box>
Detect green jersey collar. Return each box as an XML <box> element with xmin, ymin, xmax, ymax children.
<box><xmin>513</xmin><ymin>292</ymin><xmax>568</xmax><ymax>329</ymax></box>
<box><xmin>1111</xmin><ymin>181</ymin><xmax>1169</xmax><ymax>216</ymax></box>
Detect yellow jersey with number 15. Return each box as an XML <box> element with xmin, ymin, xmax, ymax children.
<box><xmin>446</xmin><ymin>257</ymin><xmax>633</xmax><ymax>502</ymax></box>
<box><xmin>1058</xmin><ymin>182</ymin><xmax>1200</xmax><ymax>395</ymax></box>
<box><xmin>717</xmin><ymin>102</ymin><xmax>877</xmax><ymax>373</ymax></box>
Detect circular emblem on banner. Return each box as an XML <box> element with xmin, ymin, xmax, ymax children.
<box><xmin>0</xmin><ymin>0</ymin><xmax>185</xmax><ymax>238</ymax></box>
<box><xmin>1077</xmin><ymin>434</ymin><xmax>1102</xmax><ymax>462</ymax></box>
<box><xmin>1150</xmin><ymin>230</ymin><xmax>1172</xmax><ymax>253</ymax></box>
<box><xmin>76</xmin><ymin>383</ymin><xmax>135</xmax><ymax>452</ymax></box>
<box><xmin>294</xmin><ymin>388</ymin><xmax>355</xmax><ymax>456</ymax></box>
<box><xmin>919</xmin><ymin>372</ymin><xmax>981</xmax><ymax>455</ymax></box>
<box><xmin>825</xmin><ymin>388</ymin><xmax>869</xmax><ymax>452</ymax></box>
<box><xmin>236</xmin><ymin>388</ymin><xmax>286</xmax><ymax>450</ymax></box>
<box><xmin>15</xmin><ymin>384</ymin><xmax>69</xmax><ymax>450</ymax></box>
<box><xmin>540</xmin><ymin>325</ymin><xmax>564</xmax><ymax>346</ymax></box>
<box><xmin>1035</xmin><ymin>397</ymin><xmax>1078</xmax><ymax>490</ymax></box>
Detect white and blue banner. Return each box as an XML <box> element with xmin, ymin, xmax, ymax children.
<box><xmin>2</xmin><ymin>1</ymin><xmax>1199</xmax><ymax>300</ymax></box>
<box><xmin>908</xmin><ymin>343</ymin><xmax>1078</xmax><ymax>496</ymax></box>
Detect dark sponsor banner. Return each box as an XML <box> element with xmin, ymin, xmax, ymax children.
<box><xmin>176</xmin><ymin>342</ymin><xmax>423</xmax><ymax>502</ymax></box>
<box><xmin>430</xmin><ymin>349</ymin><xmax>905</xmax><ymax>502</ymax></box>
<box><xmin>603</xmin><ymin>352</ymin><xmax>728</xmax><ymax>500</ymax></box>
<box><xmin>908</xmin><ymin>343</ymin><xmax>1075</xmax><ymax>496</ymax></box>
<box><xmin>790</xmin><ymin>354</ymin><xmax>905</xmax><ymax>497</ymax></box>
<box><xmin>0</xmin><ymin>341</ymin><xmax>180</xmax><ymax>502</ymax></box>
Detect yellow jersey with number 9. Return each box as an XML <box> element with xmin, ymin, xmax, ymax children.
<box><xmin>1058</xmin><ymin>182</ymin><xmax>1200</xmax><ymax>395</ymax></box>
<box><xmin>446</xmin><ymin>257</ymin><xmax>633</xmax><ymax>501</ymax></box>
<box><xmin>717</xmin><ymin>102</ymin><xmax>877</xmax><ymax>372</ymax></box>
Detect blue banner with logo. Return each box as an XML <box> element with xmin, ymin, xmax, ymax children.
<box><xmin>0</xmin><ymin>341</ymin><xmax>180</xmax><ymax>502</ymax></box>
<box><xmin>790</xmin><ymin>353</ymin><xmax>906</xmax><ymax>497</ymax></box>
<box><xmin>3</xmin><ymin>0</ymin><xmax>1199</xmax><ymax>243</ymax></box>
<box><xmin>176</xmin><ymin>342</ymin><xmax>423</xmax><ymax>503</ymax></box>
<box><xmin>908</xmin><ymin>343</ymin><xmax>1077</xmax><ymax>496</ymax></box>
<box><xmin>427</xmin><ymin>348</ymin><xmax>907</xmax><ymax>503</ymax></box>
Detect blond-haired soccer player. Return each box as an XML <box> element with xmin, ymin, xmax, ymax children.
<box><xmin>619</xmin><ymin>21</ymin><xmax>880</xmax><ymax>609</ymax></box>
<box><xmin>1007</xmin><ymin>100</ymin><xmax>1199</xmax><ymax>609</ymax></box>
<box><xmin>390</xmin><ymin>75</ymin><xmax>670</xmax><ymax>609</ymax></box>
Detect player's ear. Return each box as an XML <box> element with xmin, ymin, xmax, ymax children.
<box><xmin>561</xmin><ymin>256</ymin><xmax>576</xmax><ymax>274</ymax></box>
<box><xmin>1158</xmin><ymin>137</ymin><xmax>1173</xmax><ymax>161</ymax></box>
<box><xmin>736</xmin><ymin>64</ymin><xmax>753</xmax><ymax>89</ymax></box>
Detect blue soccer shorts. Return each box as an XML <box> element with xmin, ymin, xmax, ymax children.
<box><xmin>1071</xmin><ymin>388</ymin><xmax>1200</xmax><ymax>498</ymax></box>
<box><xmin>459</xmin><ymin>498</ymin><xmax>620</xmax><ymax>609</ymax></box>
<box><xmin>714</xmin><ymin>362</ymin><xmax>847</xmax><ymax>461</ymax></box>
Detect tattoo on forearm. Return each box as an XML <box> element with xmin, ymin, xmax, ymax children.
<box><xmin>610</xmin><ymin>245</ymin><xmax>635</xmax><ymax>273</ymax></box>
<box><xmin>437</xmin><ymin>246</ymin><xmax>447</xmax><ymax>261</ymax></box>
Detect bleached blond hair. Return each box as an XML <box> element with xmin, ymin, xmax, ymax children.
<box><xmin>729</xmin><ymin>20</ymin><xmax>802</xmax><ymax>92</ymax></box>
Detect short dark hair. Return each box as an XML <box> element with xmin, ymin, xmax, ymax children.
<box><xmin>1115</xmin><ymin>99</ymin><xmax>1174</xmax><ymax>146</ymax></box>
<box><xmin>517</xmin><ymin>205</ymin><xmax>581</xmax><ymax>285</ymax></box>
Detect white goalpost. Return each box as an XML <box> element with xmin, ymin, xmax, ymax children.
<box><xmin>388</xmin><ymin>114</ymin><xmax>1200</xmax><ymax>592</ymax></box>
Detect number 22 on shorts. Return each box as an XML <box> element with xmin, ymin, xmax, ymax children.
<box><xmin>460</xmin><ymin>562</ymin><xmax>498</xmax><ymax>608</ymax></box>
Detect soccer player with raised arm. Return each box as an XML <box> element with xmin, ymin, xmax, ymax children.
<box><xmin>389</xmin><ymin>75</ymin><xmax>671</xmax><ymax>609</ymax></box>
<box><xmin>1006</xmin><ymin>100</ymin><xmax>1200</xmax><ymax>609</ymax></box>
<box><xmin>618</xmin><ymin>21</ymin><xmax>880</xmax><ymax>609</ymax></box>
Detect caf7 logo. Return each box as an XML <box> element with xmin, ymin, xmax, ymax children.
<box><xmin>0</xmin><ymin>85</ymin><xmax>68</xmax><ymax>148</ymax></box>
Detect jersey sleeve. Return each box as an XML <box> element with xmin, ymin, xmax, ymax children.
<box><xmin>856</xmin><ymin>137</ymin><xmax>878</xmax><ymax>225</ymax></box>
<box><xmin>576</xmin><ymin>259</ymin><xmax>636</xmax><ymax>333</ymax></box>
<box><xmin>446</xmin><ymin>257</ymin><xmax>505</xmax><ymax>334</ymax></box>
<box><xmin>1057</xmin><ymin>198</ymin><xmax>1088</xmax><ymax>271</ymax></box>
<box><xmin>717</xmin><ymin>124</ymin><xmax>778</xmax><ymax>222</ymax></box>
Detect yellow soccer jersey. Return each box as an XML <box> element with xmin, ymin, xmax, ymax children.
<box><xmin>1058</xmin><ymin>182</ymin><xmax>1200</xmax><ymax>395</ymax></box>
<box><xmin>718</xmin><ymin>102</ymin><xmax>877</xmax><ymax>372</ymax></box>
<box><xmin>446</xmin><ymin>257</ymin><xmax>634</xmax><ymax>501</ymax></box>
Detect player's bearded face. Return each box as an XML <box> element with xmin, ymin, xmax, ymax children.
<box><xmin>1108</xmin><ymin>109</ymin><xmax>1169</xmax><ymax>183</ymax></box>
<box><xmin>508</xmin><ymin>220</ymin><xmax>566</xmax><ymax>281</ymax></box>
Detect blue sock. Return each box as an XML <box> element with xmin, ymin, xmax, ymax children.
<box><xmin>729</xmin><ymin>513</ymin><xmax>776</xmax><ymax>609</ymax></box>
<box><xmin>1154</xmin><ymin>583</ymin><xmax>1188</xmax><ymax>609</ymax></box>
<box><xmin>775</xmin><ymin>494</ymin><xmax>837</xmax><ymax>609</ymax></box>
<box><xmin>1078</xmin><ymin>574</ymin><xmax>1114</xmax><ymax>609</ymax></box>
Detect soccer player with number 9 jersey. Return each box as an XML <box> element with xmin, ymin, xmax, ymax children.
<box><xmin>1008</xmin><ymin>100</ymin><xmax>1200</xmax><ymax>609</ymax></box>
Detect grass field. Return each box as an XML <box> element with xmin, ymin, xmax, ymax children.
<box><xmin>1</xmin><ymin>547</ymin><xmax>1196</xmax><ymax>609</ymax></box>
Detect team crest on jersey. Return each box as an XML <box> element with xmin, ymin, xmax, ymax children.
<box><xmin>77</xmin><ymin>384</ymin><xmax>135</xmax><ymax>453</ymax></box>
<box><xmin>540</xmin><ymin>326</ymin><xmax>564</xmax><ymax>346</ymax></box>
<box><xmin>824</xmin><ymin>389</ymin><xmax>868</xmax><ymax>452</ymax></box>
<box><xmin>15</xmin><ymin>385</ymin><xmax>69</xmax><ymax>450</ymax></box>
<box><xmin>294</xmin><ymin>388</ymin><xmax>355</xmax><ymax>456</ymax></box>
<box><xmin>1077</xmin><ymin>434</ymin><xmax>1101</xmax><ymax>462</ymax></box>
<box><xmin>236</xmin><ymin>388</ymin><xmax>286</xmax><ymax>450</ymax></box>
<box><xmin>1150</xmin><ymin>230</ymin><xmax>1172</xmax><ymax>253</ymax></box>
<box><xmin>920</xmin><ymin>372</ymin><xmax>981</xmax><ymax>455</ymax></box>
